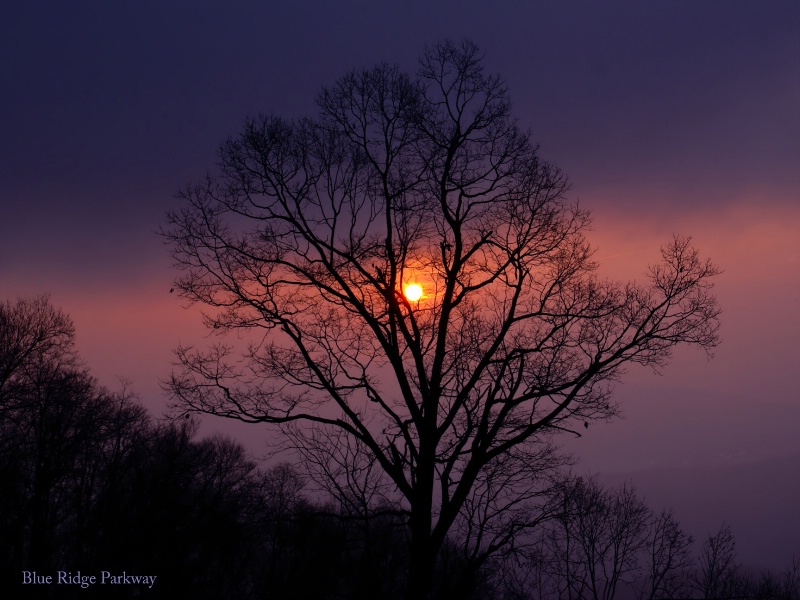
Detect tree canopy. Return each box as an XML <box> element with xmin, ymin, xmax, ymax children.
<box><xmin>163</xmin><ymin>40</ymin><xmax>720</xmax><ymax>599</ymax></box>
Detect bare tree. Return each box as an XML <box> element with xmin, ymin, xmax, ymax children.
<box><xmin>783</xmin><ymin>555</ymin><xmax>800</xmax><ymax>599</ymax></box>
<box><xmin>0</xmin><ymin>295</ymin><xmax>76</xmax><ymax>411</ymax></box>
<box><xmin>542</xmin><ymin>477</ymin><xmax>651</xmax><ymax>600</ymax></box>
<box><xmin>640</xmin><ymin>510</ymin><xmax>694</xmax><ymax>600</ymax></box>
<box><xmin>0</xmin><ymin>297</ymin><xmax>154</xmax><ymax>574</ymax></box>
<box><xmin>163</xmin><ymin>40</ymin><xmax>721</xmax><ymax>599</ymax></box>
<box><xmin>696</xmin><ymin>524</ymin><xmax>740</xmax><ymax>599</ymax></box>
<box><xmin>781</xmin><ymin>555</ymin><xmax>800</xmax><ymax>600</ymax></box>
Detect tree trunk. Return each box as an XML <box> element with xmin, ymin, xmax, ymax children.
<box><xmin>406</xmin><ymin>446</ymin><xmax>436</xmax><ymax>600</ymax></box>
<box><xmin>406</xmin><ymin>521</ymin><xmax>435</xmax><ymax>600</ymax></box>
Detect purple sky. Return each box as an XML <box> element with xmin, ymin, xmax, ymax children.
<box><xmin>2</xmin><ymin>1</ymin><xmax>799</xmax><ymax>570</ymax></box>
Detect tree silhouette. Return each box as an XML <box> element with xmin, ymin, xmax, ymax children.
<box><xmin>641</xmin><ymin>509</ymin><xmax>694</xmax><ymax>600</ymax></box>
<box><xmin>539</xmin><ymin>477</ymin><xmax>651</xmax><ymax>600</ymax></box>
<box><xmin>0</xmin><ymin>295</ymin><xmax>76</xmax><ymax>412</ymax></box>
<box><xmin>0</xmin><ymin>297</ymin><xmax>274</xmax><ymax>599</ymax></box>
<box><xmin>163</xmin><ymin>40</ymin><xmax>721</xmax><ymax>599</ymax></box>
<box><xmin>696</xmin><ymin>523</ymin><xmax>739</xmax><ymax>599</ymax></box>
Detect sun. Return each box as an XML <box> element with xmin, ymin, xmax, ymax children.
<box><xmin>404</xmin><ymin>283</ymin><xmax>423</xmax><ymax>302</ymax></box>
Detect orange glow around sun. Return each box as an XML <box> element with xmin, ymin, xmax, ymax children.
<box><xmin>404</xmin><ymin>283</ymin><xmax>423</xmax><ymax>301</ymax></box>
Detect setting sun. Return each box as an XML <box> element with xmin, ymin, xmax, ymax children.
<box><xmin>404</xmin><ymin>283</ymin><xmax>423</xmax><ymax>302</ymax></box>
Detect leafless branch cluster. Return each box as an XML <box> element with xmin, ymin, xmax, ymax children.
<box><xmin>499</xmin><ymin>477</ymin><xmax>694</xmax><ymax>600</ymax></box>
<box><xmin>162</xmin><ymin>40</ymin><xmax>721</xmax><ymax>598</ymax></box>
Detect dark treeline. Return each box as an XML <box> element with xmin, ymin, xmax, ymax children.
<box><xmin>1</xmin><ymin>296</ymin><xmax>798</xmax><ymax>599</ymax></box>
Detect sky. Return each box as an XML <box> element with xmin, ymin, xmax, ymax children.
<box><xmin>2</xmin><ymin>0</ymin><xmax>799</xmax><ymax>571</ymax></box>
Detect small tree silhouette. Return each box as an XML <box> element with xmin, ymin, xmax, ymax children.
<box><xmin>0</xmin><ymin>295</ymin><xmax>76</xmax><ymax>412</ymax></box>
<box><xmin>163</xmin><ymin>40</ymin><xmax>721</xmax><ymax>599</ymax></box>
<box><xmin>696</xmin><ymin>524</ymin><xmax>739</xmax><ymax>599</ymax></box>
